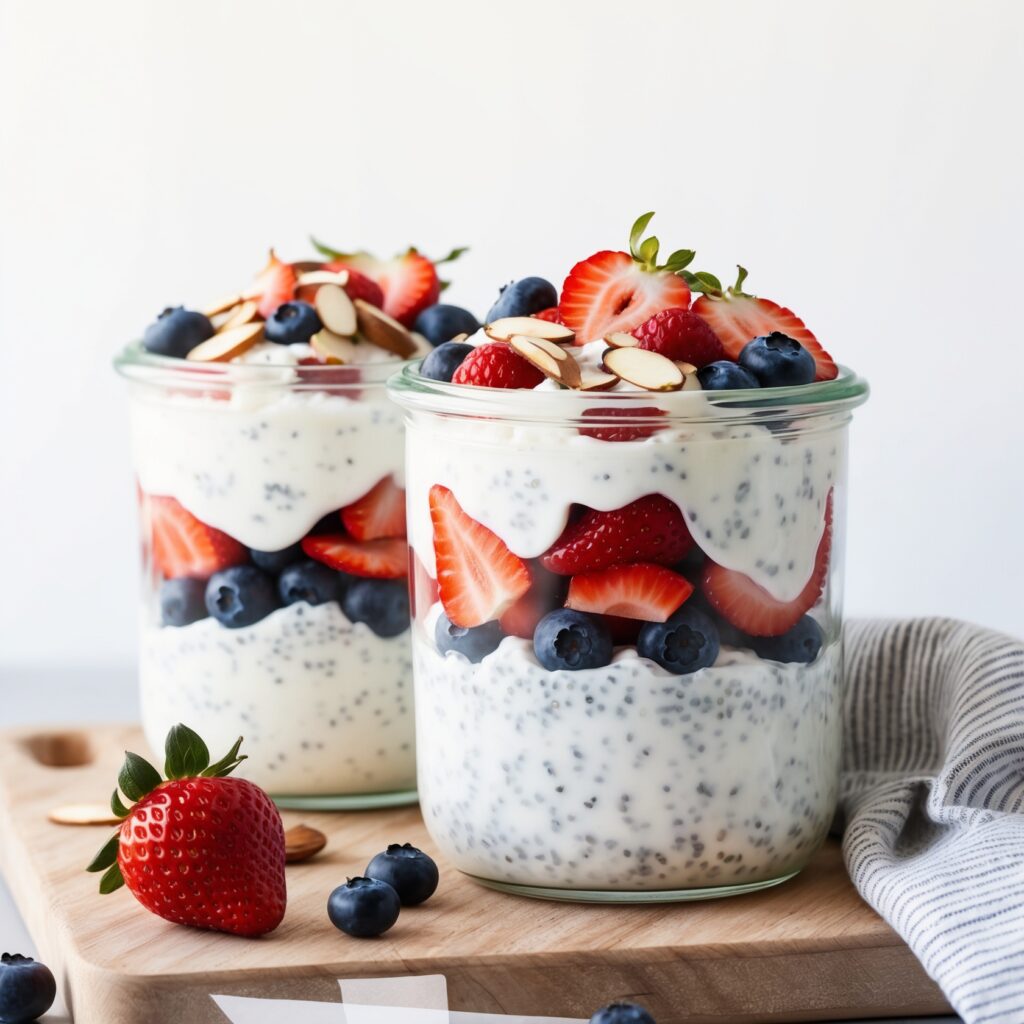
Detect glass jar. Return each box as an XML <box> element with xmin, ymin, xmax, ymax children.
<box><xmin>389</xmin><ymin>365</ymin><xmax>868</xmax><ymax>901</ymax></box>
<box><xmin>115</xmin><ymin>346</ymin><xmax>417</xmax><ymax>809</ymax></box>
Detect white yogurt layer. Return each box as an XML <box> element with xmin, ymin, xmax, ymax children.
<box><xmin>130</xmin><ymin>385</ymin><xmax>405</xmax><ymax>552</ymax></box>
<box><xmin>414</xmin><ymin>629</ymin><xmax>841</xmax><ymax>890</ymax></box>
<box><xmin>140</xmin><ymin>601</ymin><xmax>415</xmax><ymax>797</ymax></box>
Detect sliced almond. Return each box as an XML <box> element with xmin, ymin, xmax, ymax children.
<box><xmin>579</xmin><ymin>371</ymin><xmax>620</xmax><ymax>392</ymax></box>
<box><xmin>296</xmin><ymin>269</ymin><xmax>350</xmax><ymax>289</ymax></box>
<box><xmin>485</xmin><ymin>317</ymin><xmax>575</xmax><ymax>345</ymax></box>
<box><xmin>203</xmin><ymin>293</ymin><xmax>244</xmax><ymax>318</ymax></box>
<box><xmin>218</xmin><ymin>299</ymin><xmax>259</xmax><ymax>332</ymax></box>
<box><xmin>49</xmin><ymin>803</ymin><xmax>124</xmax><ymax>826</ymax></box>
<box><xmin>186</xmin><ymin>322</ymin><xmax>264</xmax><ymax>362</ymax></box>
<box><xmin>311</xmin><ymin>329</ymin><xmax>360</xmax><ymax>364</ymax></box>
<box><xmin>450</xmin><ymin>332</ymin><xmax>470</xmax><ymax>344</ymax></box>
<box><xmin>315</xmin><ymin>284</ymin><xmax>357</xmax><ymax>337</ymax></box>
<box><xmin>284</xmin><ymin>824</ymin><xmax>328</xmax><ymax>863</ymax></box>
<box><xmin>354</xmin><ymin>299</ymin><xmax>417</xmax><ymax>358</ymax></box>
<box><xmin>510</xmin><ymin>335</ymin><xmax>582</xmax><ymax>388</ymax></box>
<box><xmin>601</xmin><ymin>346</ymin><xmax>684</xmax><ymax>391</ymax></box>
<box><xmin>604</xmin><ymin>331</ymin><xmax>640</xmax><ymax>349</ymax></box>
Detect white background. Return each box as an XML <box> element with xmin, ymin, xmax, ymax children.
<box><xmin>1</xmin><ymin>0</ymin><xmax>1023</xmax><ymax>677</ymax></box>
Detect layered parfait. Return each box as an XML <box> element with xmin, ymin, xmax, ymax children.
<box><xmin>116</xmin><ymin>240</ymin><xmax>477</xmax><ymax>804</ymax></box>
<box><xmin>391</xmin><ymin>214</ymin><xmax>867</xmax><ymax>896</ymax></box>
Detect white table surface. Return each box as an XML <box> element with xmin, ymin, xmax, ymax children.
<box><xmin>0</xmin><ymin>666</ymin><xmax>959</xmax><ymax>1024</ymax></box>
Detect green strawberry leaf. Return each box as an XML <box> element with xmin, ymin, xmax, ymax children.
<box><xmin>681</xmin><ymin>270</ymin><xmax>723</xmax><ymax>295</ymax></box>
<box><xmin>110</xmin><ymin>789</ymin><xmax>131</xmax><ymax>819</ymax></box>
<box><xmin>164</xmin><ymin>723</ymin><xmax>210</xmax><ymax>780</ymax></box>
<box><xmin>99</xmin><ymin>862</ymin><xmax>125</xmax><ymax>895</ymax></box>
<box><xmin>202</xmin><ymin>736</ymin><xmax>247</xmax><ymax>779</ymax></box>
<box><xmin>731</xmin><ymin>265</ymin><xmax>749</xmax><ymax>294</ymax></box>
<box><xmin>117</xmin><ymin>751</ymin><xmax>162</xmax><ymax>802</ymax></box>
<box><xmin>629</xmin><ymin>212</ymin><xmax>656</xmax><ymax>260</ymax></box>
<box><xmin>86</xmin><ymin>832</ymin><xmax>120</xmax><ymax>874</ymax></box>
<box><xmin>663</xmin><ymin>249</ymin><xmax>696</xmax><ymax>273</ymax></box>
<box><xmin>310</xmin><ymin>236</ymin><xmax>355</xmax><ymax>262</ymax></box>
<box><xmin>434</xmin><ymin>246</ymin><xmax>469</xmax><ymax>266</ymax></box>
<box><xmin>638</xmin><ymin>236</ymin><xmax>661</xmax><ymax>269</ymax></box>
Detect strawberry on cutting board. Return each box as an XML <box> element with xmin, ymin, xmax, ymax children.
<box><xmin>566</xmin><ymin>562</ymin><xmax>694</xmax><ymax>622</ymax></box>
<box><xmin>341</xmin><ymin>476</ymin><xmax>407</xmax><ymax>541</ymax></box>
<box><xmin>147</xmin><ymin>494</ymin><xmax>247</xmax><ymax>579</ymax></box>
<box><xmin>691</xmin><ymin>266</ymin><xmax>838</xmax><ymax>381</ymax></box>
<box><xmin>429</xmin><ymin>484</ymin><xmax>532</xmax><ymax>628</ymax></box>
<box><xmin>86</xmin><ymin>724</ymin><xmax>286</xmax><ymax>937</ymax></box>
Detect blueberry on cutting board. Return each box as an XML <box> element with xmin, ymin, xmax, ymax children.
<box><xmin>365</xmin><ymin>843</ymin><xmax>439</xmax><ymax>906</ymax></box>
<box><xmin>0</xmin><ymin>953</ymin><xmax>57</xmax><ymax>1024</ymax></box>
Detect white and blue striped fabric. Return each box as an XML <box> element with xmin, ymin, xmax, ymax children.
<box><xmin>841</xmin><ymin>618</ymin><xmax>1024</xmax><ymax>1024</ymax></box>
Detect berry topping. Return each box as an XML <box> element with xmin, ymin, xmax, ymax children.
<box><xmin>277</xmin><ymin>560</ymin><xmax>340</xmax><ymax>607</ymax></box>
<box><xmin>696</xmin><ymin>360</ymin><xmax>761</xmax><ymax>390</ymax></box>
<box><xmin>747</xmin><ymin>615</ymin><xmax>824</xmax><ymax>663</ymax></box>
<box><xmin>590</xmin><ymin>1004</ymin><xmax>657</xmax><ymax>1024</ymax></box>
<box><xmin>142</xmin><ymin>307</ymin><xmax>214</xmax><ymax>358</ymax></box>
<box><xmin>486</xmin><ymin>276</ymin><xmax>559</xmax><ymax>321</ymax></box>
<box><xmin>701</xmin><ymin>491</ymin><xmax>833</xmax><ymax>636</ymax></box>
<box><xmin>541</xmin><ymin>495</ymin><xmax>694</xmax><ymax>576</ymax></box>
<box><xmin>738</xmin><ymin>332</ymin><xmax>816</xmax><ymax>387</ymax></box>
<box><xmin>341</xmin><ymin>578</ymin><xmax>411</xmax><ymax>638</ymax></box>
<box><xmin>365</xmin><ymin>843</ymin><xmax>439</xmax><ymax>906</ymax></box>
<box><xmin>341</xmin><ymin>476</ymin><xmax>407</xmax><ymax>541</ymax></box>
<box><xmin>566</xmin><ymin>562</ymin><xmax>693</xmax><ymax>622</ymax></box>
<box><xmin>0</xmin><ymin>953</ymin><xmax>57</xmax><ymax>1024</ymax></box>
<box><xmin>414</xmin><ymin>303</ymin><xmax>480</xmax><ymax>347</ymax></box>
<box><xmin>302</xmin><ymin>535</ymin><xmax>408</xmax><ymax>579</ymax></box>
<box><xmin>264</xmin><ymin>300</ymin><xmax>322</xmax><ymax>345</ymax></box>
<box><xmin>631</xmin><ymin>307</ymin><xmax>727</xmax><ymax>367</ymax></box>
<box><xmin>533</xmin><ymin>306</ymin><xmax>564</xmax><ymax>323</ymax></box>
<box><xmin>421</xmin><ymin>340</ymin><xmax>473</xmax><ymax>382</ymax></box>
<box><xmin>159</xmin><ymin>577</ymin><xmax>209</xmax><ymax>627</ymax></box>
<box><xmin>148</xmin><ymin>495</ymin><xmax>247</xmax><ymax>580</ymax></box>
<box><xmin>86</xmin><ymin>724</ymin><xmax>287</xmax><ymax>937</ymax></box>
<box><xmin>320</xmin><ymin>263</ymin><xmax>386</xmax><ymax>308</ymax></box>
<box><xmin>429</xmin><ymin>484</ymin><xmax>532</xmax><ymax>628</ymax></box>
<box><xmin>327</xmin><ymin>877</ymin><xmax>401</xmax><ymax>938</ymax></box>
<box><xmin>248</xmin><ymin>249</ymin><xmax>297</xmax><ymax>319</ymax></box>
<box><xmin>578</xmin><ymin>406</ymin><xmax>668</xmax><ymax>443</ymax></box>
<box><xmin>559</xmin><ymin>213</ymin><xmax>693</xmax><ymax>343</ymax></box>
<box><xmin>205</xmin><ymin>566</ymin><xmax>280</xmax><ymax>628</ymax></box>
<box><xmin>435</xmin><ymin>613</ymin><xmax>504</xmax><ymax>663</ymax></box>
<box><xmin>691</xmin><ymin>266</ymin><xmax>837</xmax><ymax>381</ymax></box>
<box><xmin>451</xmin><ymin>342</ymin><xmax>545</xmax><ymax>389</ymax></box>
<box><xmin>533</xmin><ymin>609</ymin><xmax>613</xmax><ymax>671</ymax></box>
<box><xmin>250</xmin><ymin>543</ymin><xmax>304</xmax><ymax>573</ymax></box>
<box><xmin>637</xmin><ymin>605</ymin><xmax>720</xmax><ymax>674</ymax></box>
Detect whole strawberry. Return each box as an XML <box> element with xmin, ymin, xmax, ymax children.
<box><xmin>451</xmin><ymin>342</ymin><xmax>544</xmax><ymax>389</ymax></box>
<box><xmin>87</xmin><ymin>725</ymin><xmax>286</xmax><ymax>937</ymax></box>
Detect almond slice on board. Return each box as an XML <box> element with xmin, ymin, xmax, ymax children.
<box><xmin>315</xmin><ymin>284</ymin><xmax>358</xmax><ymax>337</ymax></box>
<box><xmin>604</xmin><ymin>331</ymin><xmax>640</xmax><ymax>349</ymax></box>
<box><xmin>579</xmin><ymin>370</ymin><xmax>620</xmax><ymax>392</ymax></box>
<box><xmin>601</xmin><ymin>346</ymin><xmax>684</xmax><ymax>391</ymax></box>
<box><xmin>510</xmin><ymin>335</ymin><xmax>582</xmax><ymax>388</ymax></box>
<box><xmin>186</xmin><ymin>322</ymin><xmax>264</xmax><ymax>362</ymax></box>
<box><xmin>311</xmin><ymin>329</ymin><xmax>360</xmax><ymax>364</ymax></box>
<box><xmin>296</xmin><ymin>269</ymin><xmax>350</xmax><ymax>289</ymax></box>
<box><xmin>284</xmin><ymin>824</ymin><xmax>327</xmax><ymax>863</ymax></box>
<box><xmin>354</xmin><ymin>299</ymin><xmax>417</xmax><ymax>358</ymax></box>
<box><xmin>203</xmin><ymin>293</ymin><xmax>244</xmax><ymax>317</ymax></box>
<box><xmin>485</xmin><ymin>317</ymin><xmax>575</xmax><ymax>344</ymax></box>
<box><xmin>49</xmin><ymin>804</ymin><xmax>124</xmax><ymax>826</ymax></box>
<box><xmin>218</xmin><ymin>299</ymin><xmax>259</xmax><ymax>332</ymax></box>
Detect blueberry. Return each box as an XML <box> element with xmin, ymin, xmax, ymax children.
<box><xmin>534</xmin><ymin>609</ymin><xmax>613</xmax><ymax>671</ymax></box>
<box><xmin>696</xmin><ymin>360</ymin><xmax>761</xmax><ymax>391</ymax></box>
<box><xmin>277</xmin><ymin>560</ymin><xmax>340</xmax><ymax>607</ymax></box>
<box><xmin>205</xmin><ymin>566</ymin><xmax>279</xmax><ymax>628</ymax></box>
<box><xmin>159</xmin><ymin>577</ymin><xmax>209</xmax><ymax>627</ymax></box>
<box><xmin>638</xmin><ymin>604</ymin><xmax>720</xmax><ymax>674</ymax></box>
<box><xmin>590</xmin><ymin>1003</ymin><xmax>656</xmax><ymax>1024</ymax></box>
<box><xmin>327</xmin><ymin>877</ymin><xmax>401</xmax><ymax>937</ymax></box>
<box><xmin>250</xmin><ymin>543</ymin><xmax>305</xmax><ymax>573</ymax></box>
<box><xmin>435</xmin><ymin>614</ymin><xmax>503</xmax><ymax>663</ymax></box>
<box><xmin>0</xmin><ymin>953</ymin><xmax>56</xmax><ymax>1024</ymax></box>
<box><xmin>486</xmin><ymin>277</ymin><xmax>558</xmax><ymax>321</ymax></box>
<box><xmin>342</xmin><ymin>579</ymin><xmax>410</xmax><ymax>638</ymax></box>
<box><xmin>414</xmin><ymin>304</ymin><xmax>480</xmax><ymax>347</ymax></box>
<box><xmin>749</xmin><ymin>615</ymin><xmax>823</xmax><ymax>663</ymax></box>
<box><xmin>421</xmin><ymin>341</ymin><xmax>473</xmax><ymax>383</ymax></box>
<box><xmin>142</xmin><ymin>307</ymin><xmax>213</xmax><ymax>358</ymax></box>
<box><xmin>365</xmin><ymin>843</ymin><xmax>439</xmax><ymax>906</ymax></box>
<box><xmin>739</xmin><ymin>332</ymin><xmax>816</xmax><ymax>387</ymax></box>
<box><xmin>264</xmin><ymin>301</ymin><xmax>322</xmax><ymax>345</ymax></box>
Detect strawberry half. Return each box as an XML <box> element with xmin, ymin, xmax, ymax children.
<box><xmin>148</xmin><ymin>495</ymin><xmax>247</xmax><ymax>579</ymax></box>
<box><xmin>533</xmin><ymin>306</ymin><xmax>564</xmax><ymax>324</ymax></box>
<box><xmin>701</xmin><ymin>491</ymin><xmax>833</xmax><ymax>636</ymax></box>
<box><xmin>341</xmin><ymin>476</ymin><xmax>407</xmax><ymax>541</ymax></box>
<box><xmin>87</xmin><ymin>724</ymin><xmax>286</xmax><ymax>937</ymax></box>
<box><xmin>559</xmin><ymin>213</ymin><xmax>694</xmax><ymax>343</ymax></box>
<box><xmin>691</xmin><ymin>267</ymin><xmax>838</xmax><ymax>381</ymax></box>
<box><xmin>321</xmin><ymin>251</ymin><xmax>438</xmax><ymax>327</ymax></box>
<box><xmin>566</xmin><ymin>562</ymin><xmax>694</xmax><ymax>622</ymax></box>
<box><xmin>541</xmin><ymin>495</ymin><xmax>694</xmax><ymax>576</ymax></box>
<box><xmin>429</xmin><ymin>484</ymin><xmax>531</xmax><ymax>628</ymax></box>
<box><xmin>302</xmin><ymin>534</ymin><xmax>407</xmax><ymax>578</ymax></box>
<box><xmin>321</xmin><ymin>262</ymin><xmax>386</xmax><ymax>309</ymax></box>
<box><xmin>249</xmin><ymin>249</ymin><xmax>297</xmax><ymax>319</ymax></box>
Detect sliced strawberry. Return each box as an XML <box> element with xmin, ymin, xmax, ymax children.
<box><xmin>341</xmin><ymin>476</ymin><xmax>407</xmax><ymax>541</ymax></box>
<box><xmin>148</xmin><ymin>495</ymin><xmax>247</xmax><ymax>580</ymax></box>
<box><xmin>701</xmin><ymin>491</ymin><xmax>833</xmax><ymax>636</ymax></box>
<box><xmin>692</xmin><ymin>270</ymin><xmax>837</xmax><ymax>381</ymax></box>
<box><xmin>631</xmin><ymin>307</ymin><xmax>726</xmax><ymax>366</ymax></box>
<box><xmin>532</xmin><ymin>306</ymin><xmax>564</xmax><ymax>324</ymax></box>
<box><xmin>498</xmin><ymin>563</ymin><xmax>568</xmax><ymax>639</ymax></box>
<box><xmin>452</xmin><ymin>342</ymin><xmax>545</xmax><ymax>389</ymax></box>
<box><xmin>302</xmin><ymin>535</ymin><xmax>407</xmax><ymax>579</ymax></box>
<box><xmin>429</xmin><ymin>484</ymin><xmax>531</xmax><ymax>628</ymax></box>
<box><xmin>320</xmin><ymin>262</ymin><xmax>386</xmax><ymax>309</ymax></box>
<box><xmin>327</xmin><ymin>251</ymin><xmax>438</xmax><ymax>327</ymax></box>
<box><xmin>566</xmin><ymin>563</ymin><xmax>693</xmax><ymax>623</ymax></box>
<box><xmin>541</xmin><ymin>495</ymin><xmax>693</xmax><ymax>576</ymax></box>
<box><xmin>249</xmin><ymin>250</ymin><xmax>297</xmax><ymax>319</ymax></box>
<box><xmin>578</xmin><ymin>406</ymin><xmax>668</xmax><ymax>443</ymax></box>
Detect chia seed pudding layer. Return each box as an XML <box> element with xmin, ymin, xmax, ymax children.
<box><xmin>141</xmin><ymin>601</ymin><xmax>415</xmax><ymax>796</ymax></box>
<box><xmin>414</xmin><ymin>625</ymin><xmax>841</xmax><ymax>890</ymax></box>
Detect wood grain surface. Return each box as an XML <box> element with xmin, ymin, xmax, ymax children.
<box><xmin>0</xmin><ymin>724</ymin><xmax>950</xmax><ymax>1024</ymax></box>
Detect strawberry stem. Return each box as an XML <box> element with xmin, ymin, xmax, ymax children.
<box><xmin>164</xmin><ymin>723</ymin><xmax>210</xmax><ymax>780</ymax></box>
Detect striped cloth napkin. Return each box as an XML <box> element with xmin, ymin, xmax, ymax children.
<box><xmin>841</xmin><ymin>618</ymin><xmax>1024</xmax><ymax>1024</ymax></box>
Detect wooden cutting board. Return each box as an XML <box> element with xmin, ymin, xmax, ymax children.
<box><xmin>0</xmin><ymin>724</ymin><xmax>949</xmax><ymax>1024</ymax></box>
